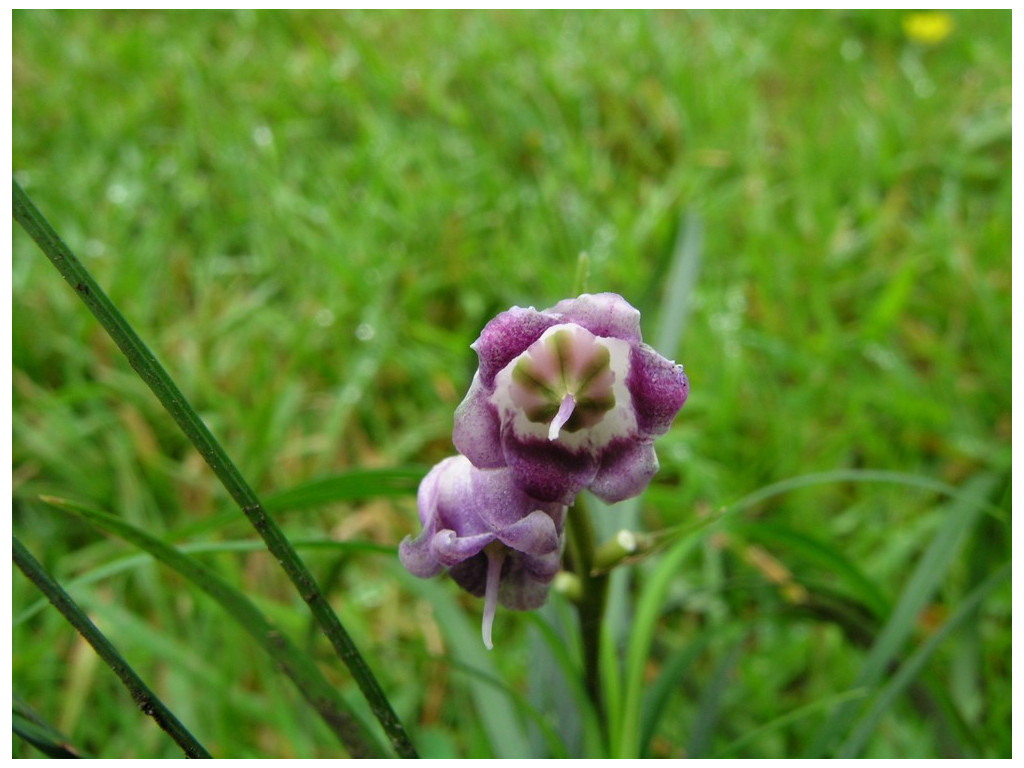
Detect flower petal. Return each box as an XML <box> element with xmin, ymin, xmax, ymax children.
<box><xmin>472</xmin><ymin>306</ymin><xmax>559</xmax><ymax>387</ymax></box>
<box><xmin>498</xmin><ymin>568</ymin><xmax>554</xmax><ymax>610</ymax></box>
<box><xmin>588</xmin><ymin>438</ymin><xmax>660</xmax><ymax>503</ymax></box>
<box><xmin>546</xmin><ymin>292</ymin><xmax>642</xmax><ymax>344</ymax></box>
<box><xmin>493</xmin><ymin>509</ymin><xmax>560</xmax><ymax>555</ymax></box>
<box><xmin>501</xmin><ymin>431</ymin><xmax>598</xmax><ymax>504</ymax></box>
<box><xmin>627</xmin><ymin>344</ymin><xmax>689</xmax><ymax>437</ymax></box>
<box><xmin>398</xmin><ymin>534</ymin><xmax>444</xmax><ymax>578</ymax></box>
<box><xmin>453</xmin><ymin>374</ymin><xmax>505</xmax><ymax>469</ymax></box>
<box><xmin>430</xmin><ymin>529</ymin><xmax>495</xmax><ymax>568</ymax></box>
<box><xmin>466</xmin><ymin>460</ymin><xmax>564</xmax><ymax>532</ymax></box>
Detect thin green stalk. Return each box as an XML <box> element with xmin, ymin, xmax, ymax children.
<box><xmin>564</xmin><ymin>499</ymin><xmax>609</xmax><ymax>727</ymax></box>
<box><xmin>12</xmin><ymin>181</ymin><xmax>417</xmax><ymax>758</ymax></box>
<box><xmin>13</xmin><ymin>537</ymin><xmax>212</xmax><ymax>759</ymax></box>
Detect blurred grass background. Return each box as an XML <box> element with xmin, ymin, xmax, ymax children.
<box><xmin>12</xmin><ymin>9</ymin><xmax>1010</xmax><ymax>758</ymax></box>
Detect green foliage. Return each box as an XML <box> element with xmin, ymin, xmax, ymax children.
<box><xmin>13</xmin><ymin>9</ymin><xmax>1010</xmax><ymax>758</ymax></box>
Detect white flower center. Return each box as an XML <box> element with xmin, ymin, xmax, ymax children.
<box><xmin>492</xmin><ymin>324</ymin><xmax>637</xmax><ymax>451</ymax></box>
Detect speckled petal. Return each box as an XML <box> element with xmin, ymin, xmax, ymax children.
<box><xmin>472</xmin><ymin>306</ymin><xmax>559</xmax><ymax>387</ymax></box>
<box><xmin>626</xmin><ymin>344</ymin><xmax>690</xmax><ymax>437</ymax></box>
<box><xmin>589</xmin><ymin>438</ymin><xmax>660</xmax><ymax>503</ymax></box>
<box><xmin>501</xmin><ymin>431</ymin><xmax>599</xmax><ymax>504</ymax></box>
<box><xmin>453</xmin><ymin>374</ymin><xmax>505</xmax><ymax>469</ymax></box>
<box><xmin>546</xmin><ymin>292</ymin><xmax>643</xmax><ymax>344</ymax></box>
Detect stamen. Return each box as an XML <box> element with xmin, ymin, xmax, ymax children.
<box><xmin>548</xmin><ymin>392</ymin><xmax>577</xmax><ymax>441</ymax></box>
<box><xmin>481</xmin><ymin>543</ymin><xmax>506</xmax><ymax>650</ymax></box>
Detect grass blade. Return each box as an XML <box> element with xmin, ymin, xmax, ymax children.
<box><xmin>264</xmin><ymin>467</ymin><xmax>426</xmax><ymax>512</ymax></box>
<box><xmin>615</xmin><ymin>526</ymin><xmax>706</xmax><ymax>758</ymax></box>
<box><xmin>12</xmin><ymin>181</ymin><xmax>417</xmax><ymax>758</ymax></box>
<box><xmin>397</xmin><ymin>571</ymin><xmax>531</xmax><ymax>758</ymax></box>
<box><xmin>837</xmin><ymin>562</ymin><xmax>1010</xmax><ymax>757</ymax></box>
<box><xmin>727</xmin><ymin>521</ymin><xmax>890</xmax><ymax>619</ymax></box>
<box><xmin>525</xmin><ymin>609</ymin><xmax>605</xmax><ymax>757</ymax></box>
<box><xmin>639</xmin><ymin>629</ymin><xmax>714</xmax><ymax>755</ymax></box>
<box><xmin>727</xmin><ymin>469</ymin><xmax>1006</xmax><ymax>521</ymax></box>
<box><xmin>687</xmin><ymin>634</ymin><xmax>744</xmax><ymax>758</ymax></box>
<box><xmin>39</xmin><ymin>495</ymin><xmax>388</xmax><ymax>758</ymax></box>
<box><xmin>14</xmin><ymin>695</ymin><xmax>89</xmax><ymax>758</ymax></box>
<box><xmin>13</xmin><ymin>537</ymin><xmax>395</xmax><ymax>627</ymax></box>
<box><xmin>712</xmin><ymin>688</ymin><xmax>870</xmax><ymax>758</ymax></box>
<box><xmin>12</xmin><ymin>537</ymin><xmax>212</xmax><ymax>758</ymax></box>
<box><xmin>805</xmin><ymin>472</ymin><xmax>997</xmax><ymax>756</ymax></box>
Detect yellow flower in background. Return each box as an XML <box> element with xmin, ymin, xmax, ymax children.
<box><xmin>902</xmin><ymin>11</ymin><xmax>954</xmax><ymax>45</ymax></box>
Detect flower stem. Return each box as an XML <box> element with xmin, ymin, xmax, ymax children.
<box><xmin>564</xmin><ymin>497</ymin><xmax>609</xmax><ymax>725</ymax></box>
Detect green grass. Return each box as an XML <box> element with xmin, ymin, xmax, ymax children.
<box><xmin>13</xmin><ymin>9</ymin><xmax>1010</xmax><ymax>758</ymax></box>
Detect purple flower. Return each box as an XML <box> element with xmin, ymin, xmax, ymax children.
<box><xmin>399</xmin><ymin>455</ymin><xmax>566</xmax><ymax>649</ymax></box>
<box><xmin>452</xmin><ymin>293</ymin><xmax>689</xmax><ymax>505</ymax></box>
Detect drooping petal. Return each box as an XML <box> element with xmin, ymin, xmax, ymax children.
<box><xmin>429</xmin><ymin>456</ymin><xmax>489</xmax><ymax>537</ymax></box>
<box><xmin>402</xmin><ymin>455</ymin><xmax>567</xmax><ymax>622</ymax></box>
<box><xmin>430</xmin><ymin>529</ymin><xmax>496</xmax><ymax>567</ymax></box>
<box><xmin>498</xmin><ymin>550</ymin><xmax>561</xmax><ymax>610</ymax></box>
<box><xmin>398</xmin><ymin>534</ymin><xmax>445</xmax><ymax>578</ymax></box>
<box><xmin>626</xmin><ymin>344</ymin><xmax>690</xmax><ymax>437</ymax></box>
<box><xmin>415</xmin><ymin>459</ymin><xmax>447</xmax><ymax>528</ymax></box>
<box><xmin>546</xmin><ymin>292</ymin><xmax>642</xmax><ymax>344</ymax></box>
<box><xmin>453</xmin><ymin>374</ymin><xmax>505</xmax><ymax>469</ymax></box>
<box><xmin>492</xmin><ymin>509</ymin><xmax>560</xmax><ymax>555</ymax></box>
<box><xmin>588</xmin><ymin>438</ymin><xmax>660</xmax><ymax>503</ymax></box>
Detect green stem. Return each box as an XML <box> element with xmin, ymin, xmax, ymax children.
<box><xmin>13</xmin><ymin>537</ymin><xmax>212</xmax><ymax>759</ymax></box>
<box><xmin>13</xmin><ymin>181</ymin><xmax>418</xmax><ymax>759</ymax></box>
<box><xmin>564</xmin><ymin>498</ymin><xmax>609</xmax><ymax>726</ymax></box>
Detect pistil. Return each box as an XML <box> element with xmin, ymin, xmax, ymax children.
<box><xmin>481</xmin><ymin>542</ymin><xmax>507</xmax><ymax>650</ymax></box>
<box><xmin>548</xmin><ymin>392</ymin><xmax>577</xmax><ymax>441</ymax></box>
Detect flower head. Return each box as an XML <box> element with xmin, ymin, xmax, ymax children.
<box><xmin>453</xmin><ymin>293</ymin><xmax>689</xmax><ymax>504</ymax></box>
<box><xmin>399</xmin><ymin>455</ymin><xmax>566</xmax><ymax>648</ymax></box>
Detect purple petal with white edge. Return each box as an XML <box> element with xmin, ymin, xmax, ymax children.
<box><xmin>546</xmin><ymin>292</ymin><xmax>643</xmax><ymax>344</ymax></box>
<box><xmin>626</xmin><ymin>344</ymin><xmax>690</xmax><ymax>437</ymax></box>
<box><xmin>452</xmin><ymin>375</ymin><xmax>505</xmax><ymax>469</ymax></box>
<box><xmin>588</xmin><ymin>438</ymin><xmax>660</xmax><ymax>503</ymax></box>
<box><xmin>430</xmin><ymin>529</ymin><xmax>496</xmax><ymax>568</ymax></box>
<box><xmin>501</xmin><ymin>431</ymin><xmax>598</xmax><ymax>504</ymax></box>
<box><xmin>398</xmin><ymin>534</ymin><xmax>445</xmax><ymax>578</ymax></box>
<box><xmin>472</xmin><ymin>306</ymin><xmax>559</xmax><ymax>387</ymax></box>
